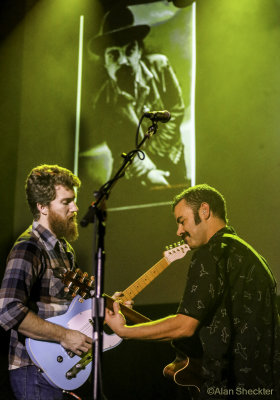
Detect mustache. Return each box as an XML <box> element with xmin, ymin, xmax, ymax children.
<box><xmin>182</xmin><ymin>232</ymin><xmax>190</xmax><ymax>241</ymax></box>
<box><xmin>68</xmin><ymin>214</ymin><xmax>78</xmax><ymax>225</ymax></box>
<box><xmin>116</xmin><ymin>64</ymin><xmax>134</xmax><ymax>77</ymax></box>
<box><xmin>68</xmin><ymin>212</ymin><xmax>77</xmax><ymax>220</ymax></box>
<box><xmin>116</xmin><ymin>65</ymin><xmax>135</xmax><ymax>93</ymax></box>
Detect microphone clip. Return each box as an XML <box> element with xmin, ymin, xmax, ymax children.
<box><xmin>143</xmin><ymin>110</ymin><xmax>171</xmax><ymax>124</ymax></box>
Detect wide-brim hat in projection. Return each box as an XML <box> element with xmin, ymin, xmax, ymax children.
<box><xmin>89</xmin><ymin>6</ymin><xmax>150</xmax><ymax>54</ymax></box>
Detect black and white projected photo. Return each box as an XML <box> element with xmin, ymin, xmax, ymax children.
<box><xmin>78</xmin><ymin>2</ymin><xmax>196</xmax><ymax>209</ymax></box>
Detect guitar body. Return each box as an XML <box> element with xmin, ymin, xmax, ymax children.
<box><xmin>26</xmin><ymin>295</ymin><xmax>122</xmax><ymax>390</ymax></box>
<box><xmin>163</xmin><ymin>355</ymin><xmax>202</xmax><ymax>391</ymax></box>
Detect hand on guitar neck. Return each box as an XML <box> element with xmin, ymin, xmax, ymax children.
<box><xmin>105</xmin><ymin>300</ymin><xmax>127</xmax><ymax>337</ymax></box>
<box><xmin>111</xmin><ymin>291</ymin><xmax>134</xmax><ymax>309</ymax></box>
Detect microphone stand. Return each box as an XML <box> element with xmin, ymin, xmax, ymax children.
<box><xmin>80</xmin><ymin>120</ymin><xmax>159</xmax><ymax>400</ymax></box>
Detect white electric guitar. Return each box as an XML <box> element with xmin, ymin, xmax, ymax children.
<box><xmin>26</xmin><ymin>242</ymin><xmax>191</xmax><ymax>390</ymax></box>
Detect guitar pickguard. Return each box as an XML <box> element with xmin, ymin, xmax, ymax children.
<box><xmin>26</xmin><ymin>296</ymin><xmax>122</xmax><ymax>390</ymax></box>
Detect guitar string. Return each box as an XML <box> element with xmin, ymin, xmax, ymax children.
<box><xmin>68</xmin><ymin>248</ymin><xmax>188</xmax><ymax>336</ymax></box>
<box><xmin>123</xmin><ymin>248</ymin><xmax>188</xmax><ymax>299</ymax></box>
<box><xmin>123</xmin><ymin>259</ymin><xmax>167</xmax><ymax>298</ymax></box>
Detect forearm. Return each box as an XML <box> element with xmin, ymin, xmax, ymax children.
<box><xmin>122</xmin><ymin>315</ymin><xmax>182</xmax><ymax>341</ymax></box>
<box><xmin>18</xmin><ymin>311</ymin><xmax>93</xmax><ymax>355</ymax></box>
<box><xmin>18</xmin><ymin>310</ymin><xmax>67</xmax><ymax>342</ymax></box>
<box><xmin>109</xmin><ymin>313</ymin><xmax>198</xmax><ymax>341</ymax></box>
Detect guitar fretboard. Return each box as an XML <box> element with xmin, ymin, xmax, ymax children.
<box><xmin>121</xmin><ymin>257</ymin><xmax>169</xmax><ymax>302</ymax></box>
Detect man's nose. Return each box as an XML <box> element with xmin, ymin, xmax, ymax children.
<box><xmin>176</xmin><ymin>225</ymin><xmax>184</xmax><ymax>237</ymax></box>
<box><xmin>70</xmin><ymin>202</ymin><xmax>78</xmax><ymax>213</ymax></box>
<box><xmin>118</xmin><ymin>53</ymin><xmax>129</xmax><ymax>65</ymax></box>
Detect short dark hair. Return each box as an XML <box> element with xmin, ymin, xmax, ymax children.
<box><xmin>25</xmin><ymin>164</ymin><xmax>81</xmax><ymax>220</ymax></box>
<box><xmin>172</xmin><ymin>184</ymin><xmax>228</xmax><ymax>224</ymax></box>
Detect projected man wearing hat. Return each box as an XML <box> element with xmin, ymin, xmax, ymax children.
<box><xmin>81</xmin><ymin>6</ymin><xmax>189</xmax><ymax>193</ymax></box>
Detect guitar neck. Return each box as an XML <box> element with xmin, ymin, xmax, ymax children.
<box><xmin>61</xmin><ymin>243</ymin><xmax>189</xmax><ymax>306</ymax></box>
<box><xmin>103</xmin><ymin>294</ymin><xmax>151</xmax><ymax>323</ymax></box>
<box><xmin>121</xmin><ymin>257</ymin><xmax>169</xmax><ymax>302</ymax></box>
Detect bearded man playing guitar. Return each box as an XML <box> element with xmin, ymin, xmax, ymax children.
<box><xmin>106</xmin><ymin>184</ymin><xmax>280</xmax><ymax>399</ymax></box>
<box><xmin>0</xmin><ymin>165</ymin><xmax>132</xmax><ymax>400</ymax></box>
<box><xmin>0</xmin><ymin>165</ymin><xmax>91</xmax><ymax>399</ymax></box>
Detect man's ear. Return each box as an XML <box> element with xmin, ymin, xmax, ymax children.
<box><xmin>199</xmin><ymin>202</ymin><xmax>210</xmax><ymax>220</ymax></box>
<box><xmin>37</xmin><ymin>203</ymin><xmax>48</xmax><ymax>217</ymax></box>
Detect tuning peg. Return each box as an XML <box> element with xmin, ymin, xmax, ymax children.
<box><xmin>87</xmin><ymin>276</ymin><xmax>95</xmax><ymax>288</ymax></box>
<box><xmin>80</xmin><ymin>291</ymin><xmax>87</xmax><ymax>299</ymax></box>
<box><xmin>64</xmin><ymin>279</ymin><xmax>73</xmax><ymax>289</ymax></box>
<box><xmin>78</xmin><ymin>272</ymin><xmax>88</xmax><ymax>283</ymax></box>
<box><xmin>72</xmin><ymin>286</ymin><xmax>80</xmax><ymax>296</ymax></box>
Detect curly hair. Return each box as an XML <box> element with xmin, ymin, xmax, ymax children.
<box><xmin>25</xmin><ymin>164</ymin><xmax>81</xmax><ymax>220</ymax></box>
<box><xmin>172</xmin><ymin>184</ymin><xmax>228</xmax><ymax>224</ymax></box>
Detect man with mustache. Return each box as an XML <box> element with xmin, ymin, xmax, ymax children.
<box><xmin>0</xmin><ymin>165</ymin><xmax>93</xmax><ymax>399</ymax></box>
<box><xmin>106</xmin><ymin>184</ymin><xmax>280</xmax><ymax>399</ymax></box>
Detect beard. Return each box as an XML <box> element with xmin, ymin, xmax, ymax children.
<box><xmin>116</xmin><ymin>65</ymin><xmax>135</xmax><ymax>95</ymax></box>
<box><xmin>48</xmin><ymin>208</ymin><xmax>79</xmax><ymax>242</ymax></box>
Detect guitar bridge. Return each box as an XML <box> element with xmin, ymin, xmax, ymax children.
<box><xmin>66</xmin><ymin>352</ymin><xmax>92</xmax><ymax>379</ymax></box>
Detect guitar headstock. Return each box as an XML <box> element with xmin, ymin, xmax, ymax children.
<box><xmin>164</xmin><ymin>241</ymin><xmax>191</xmax><ymax>263</ymax></box>
<box><xmin>61</xmin><ymin>268</ymin><xmax>95</xmax><ymax>299</ymax></box>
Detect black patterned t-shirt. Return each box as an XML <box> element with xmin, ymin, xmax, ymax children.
<box><xmin>177</xmin><ymin>226</ymin><xmax>280</xmax><ymax>399</ymax></box>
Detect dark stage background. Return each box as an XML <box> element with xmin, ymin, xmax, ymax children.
<box><xmin>1</xmin><ymin>0</ymin><xmax>280</xmax><ymax>399</ymax></box>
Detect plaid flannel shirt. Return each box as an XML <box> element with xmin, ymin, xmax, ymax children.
<box><xmin>0</xmin><ymin>221</ymin><xmax>76</xmax><ymax>370</ymax></box>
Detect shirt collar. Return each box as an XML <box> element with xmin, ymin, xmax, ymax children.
<box><xmin>32</xmin><ymin>220</ymin><xmax>59</xmax><ymax>251</ymax></box>
<box><xmin>208</xmin><ymin>226</ymin><xmax>236</xmax><ymax>244</ymax></box>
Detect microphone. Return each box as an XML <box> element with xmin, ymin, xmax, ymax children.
<box><xmin>144</xmin><ymin>110</ymin><xmax>171</xmax><ymax>123</ymax></box>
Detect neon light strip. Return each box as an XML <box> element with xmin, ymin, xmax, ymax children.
<box><xmin>190</xmin><ymin>2</ymin><xmax>196</xmax><ymax>186</ymax></box>
<box><xmin>74</xmin><ymin>15</ymin><xmax>84</xmax><ymax>177</ymax></box>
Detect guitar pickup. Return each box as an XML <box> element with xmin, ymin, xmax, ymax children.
<box><xmin>66</xmin><ymin>350</ymin><xmax>75</xmax><ymax>358</ymax></box>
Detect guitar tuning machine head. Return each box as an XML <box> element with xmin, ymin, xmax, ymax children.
<box><xmin>72</xmin><ymin>286</ymin><xmax>79</xmax><ymax>296</ymax></box>
<box><xmin>87</xmin><ymin>276</ymin><xmax>95</xmax><ymax>288</ymax></box>
<box><xmin>78</xmin><ymin>272</ymin><xmax>88</xmax><ymax>283</ymax></box>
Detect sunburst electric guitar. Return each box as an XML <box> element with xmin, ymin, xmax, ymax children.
<box><xmin>26</xmin><ymin>242</ymin><xmax>190</xmax><ymax>390</ymax></box>
<box><xmin>163</xmin><ymin>353</ymin><xmax>203</xmax><ymax>396</ymax></box>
